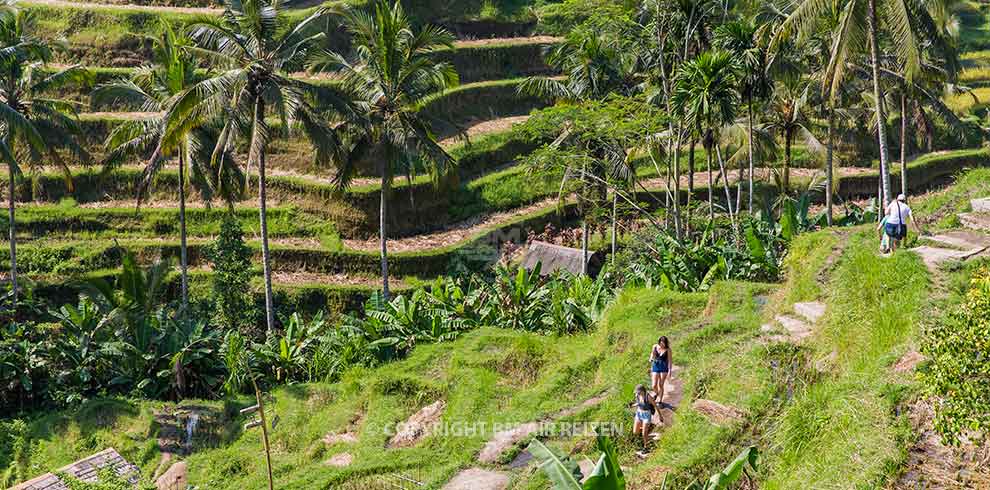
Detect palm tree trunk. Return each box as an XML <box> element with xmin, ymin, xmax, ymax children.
<box><xmin>672</xmin><ymin>131</ymin><xmax>682</xmax><ymax>240</ymax></box>
<box><xmin>900</xmin><ymin>92</ymin><xmax>908</xmax><ymax>199</ymax></box>
<box><xmin>380</xmin><ymin>178</ymin><xmax>390</xmax><ymax>300</ymax></box>
<box><xmin>253</xmin><ymin>98</ymin><xmax>276</xmax><ymax>334</ymax></box>
<box><xmin>178</xmin><ymin>148</ymin><xmax>189</xmax><ymax>317</ymax></box>
<box><xmin>687</xmin><ymin>138</ymin><xmax>696</xmax><ymax>233</ymax></box>
<box><xmin>581</xmin><ymin>219</ymin><xmax>589</xmax><ymax>275</ymax></box>
<box><xmin>826</xmin><ymin>106</ymin><xmax>835</xmax><ymax>226</ymax></box>
<box><xmin>868</xmin><ymin>0</ymin><xmax>893</xmax><ymax>206</ymax></box>
<box><xmin>747</xmin><ymin>97</ymin><xmax>755</xmax><ymax>212</ymax></box>
<box><xmin>7</xmin><ymin>165</ymin><xmax>16</xmax><ymax>303</ymax></box>
<box><xmin>784</xmin><ymin>131</ymin><xmax>792</xmax><ymax>191</ymax></box>
<box><xmin>706</xmin><ymin>147</ymin><xmax>714</xmax><ymax>224</ymax></box>
<box><xmin>736</xmin><ymin>139</ymin><xmax>743</xmax><ymax>213</ymax></box>
<box><xmin>610</xmin><ymin>192</ymin><xmax>617</xmax><ymax>264</ymax></box>
<box><xmin>714</xmin><ymin>144</ymin><xmax>737</xmax><ymax>234</ymax></box>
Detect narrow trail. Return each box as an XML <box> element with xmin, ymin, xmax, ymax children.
<box><xmin>909</xmin><ymin>197</ymin><xmax>990</xmax><ymax>272</ymax></box>
<box><xmin>450</xmin><ymin>36</ymin><xmax>560</xmax><ymax>48</ymax></box>
<box><xmin>82</xmin><ymin>111</ymin><xmax>158</xmax><ymax>120</ymax></box>
<box><xmin>439</xmin><ymin>115</ymin><xmax>531</xmax><ymax>147</ymax></box>
<box><xmin>21</xmin><ymin>0</ymin><xmax>221</xmax><ymax>14</ymax></box>
<box><xmin>342</xmin><ymin>198</ymin><xmax>555</xmax><ymax>253</ymax></box>
<box><xmin>641</xmin><ymin>165</ymin><xmax>874</xmax><ymax>190</ymax></box>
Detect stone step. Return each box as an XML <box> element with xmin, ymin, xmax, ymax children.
<box><xmin>910</xmin><ymin>245</ymin><xmax>980</xmax><ymax>271</ymax></box>
<box><xmin>442</xmin><ymin>469</ymin><xmax>509</xmax><ymax>490</ymax></box>
<box><xmin>959</xmin><ymin>212</ymin><xmax>990</xmax><ymax>232</ymax></box>
<box><xmin>926</xmin><ymin>230</ymin><xmax>990</xmax><ymax>250</ymax></box>
<box><xmin>793</xmin><ymin>301</ymin><xmax>827</xmax><ymax>324</ymax></box>
<box><xmin>971</xmin><ymin>197</ymin><xmax>990</xmax><ymax>213</ymax></box>
<box><xmin>774</xmin><ymin>315</ymin><xmax>813</xmax><ymax>341</ymax></box>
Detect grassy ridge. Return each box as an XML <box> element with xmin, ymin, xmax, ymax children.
<box><xmin>761</xmin><ymin>231</ymin><xmax>926</xmax><ymax>488</ymax></box>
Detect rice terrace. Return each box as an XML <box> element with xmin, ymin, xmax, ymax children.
<box><xmin>2</xmin><ymin>0</ymin><xmax>990</xmax><ymax>488</ymax></box>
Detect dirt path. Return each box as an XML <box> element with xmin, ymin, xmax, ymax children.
<box><xmin>82</xmin><ymin>111</ymin><xmax>159</xmax><ymax>121</ymax></box>
<box><xmin>451</xmin><ymin>36</ymin><xmax>561</xmax><ymax>48</ymax></box>
<box><xmin>651</xmin><ymin>366</ymin><xmax>683</xmax><ymax>431</ymax></box>
<box><xmin>439</xmin><ymin>115</ymin><xmax>530</xmax><ymax>147</ymax></box>
<box><xmin>641</xmin><ymin>166</ymin><xmax>874</xmax><ymax>190</ymax></box>
<box><xmin>477</xmin><ymin>390</ymin><xmax>611</xmax><ymax>465</ymax></box>
<box><xmin>21</xmin><ymin>0</ymin><xmax>221</xmax><ymax>14</ymax></box>
<box><xmin>343</xmin><ymin>198</ymin><xmax>556</xmax><ymax>253</ymax></box>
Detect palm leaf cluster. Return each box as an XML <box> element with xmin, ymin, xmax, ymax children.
<box><xmin>0</xmin><ymin>3</ymin><xmax>90</xmax><ymax>301</ymax></box>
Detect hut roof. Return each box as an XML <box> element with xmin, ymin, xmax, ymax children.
<box><xmin>521</xmin><ymin>241</ymin><xmax>605</xmax><ymax>278</ymax></box>
<box><xmin>10</xmin><ymin>448</ymin><xmax>140</xmax><ymax>490</ymax></box>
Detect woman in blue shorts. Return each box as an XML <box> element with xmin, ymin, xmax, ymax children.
<box><xmin>650</xmin><ymin>336</ymin><xmax>672</xmax><ymax>404</ymax></box>
<box><xmin>632</xmin><ymin>384</ymin><xmax>660</xmax><ymax>450</ymax></box>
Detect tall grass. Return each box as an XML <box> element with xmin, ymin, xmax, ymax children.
<box><xmin>762</xmin><ymin>231</ymin><xmax>927</xmax><ymax>489</ymax></box>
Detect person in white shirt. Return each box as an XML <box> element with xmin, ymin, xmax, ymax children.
<box><xmin>883</xmin><ymin>193</ymin><xmax>915</xmax><ymax>252</ymax></box>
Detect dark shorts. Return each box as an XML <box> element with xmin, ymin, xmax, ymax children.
<box><xmin>885</xmin><ymin>223</ymin><xmax>907</xmax><ymax>240</ymax></box>
<box><xmin>651</xmin><ymin>360</ymin><xmax>669</xmax><ymax>374</ymax></box>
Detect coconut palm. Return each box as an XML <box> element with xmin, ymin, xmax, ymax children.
<box><xmin>764</xmin><ymin>76</ymin><xmax>818</xmax><ymax>192</ymax></box>
<box><xmin>91</xmin><ymin>21</ymin><xmax>241</xmax><ymax>315</ymax></box>
<box><xmin>159</xmin><ymin>0</ymin><xmax>346</xmax><ymax>332</ymax></box>
<box><xmin>774</xmin><ymin>0</ymin><xmax>954</xmax><ymax>206</ymax></box>
<box><xmin>0</xmin><ymin>6</ymin><xmax>90</xmax><ymax>302</ymax></box>
<box><xmin>672</xmin><ymin>49</ymin><xmax>741</xmax><ymax>230</ymax></box>
<box><xmin>714</xmin><ymin>18</ymin><xmax>772</xmax><ymax>213</ymax></box>
<box><xmin>311</xmin><ymin>0</ymin><xmax>456</xmax><ymax>299</ymax></box>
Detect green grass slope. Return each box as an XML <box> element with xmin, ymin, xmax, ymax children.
<box><xmin>0</xmin><ymin>226</ymin><xmax>939</xmax><ymax>489</ymax></box>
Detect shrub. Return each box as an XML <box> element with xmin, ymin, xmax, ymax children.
<box><xmin>206</xmin><ymin>215</ymin><xmax>257</xmax><ymax>336</ymax></box>
<box><xmin>922</xmin><ymin>266</ymin><xmax>990</xmax><ymax>443</ymax></box>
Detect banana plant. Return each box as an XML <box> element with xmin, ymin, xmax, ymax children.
<box><xmin>259</xmin><ymin>311</ymin><xmax>327</xmax><ymax>382</ymax></box>
<box><xmin>491</xmin><ymin>263</ymin><xmax>550</xmax><ymax>331</ymax></box>
<box><xmin>671</xmin><ymin>446</ymin><xmax>759</xmax><ymax>490</ymax></box>
<box><xmin>530</xmin><ymin>435</ymin><xmax>757</xmax><ymax>490</ymax></box>
<box><xmin>527</xmin><ymin>434</ymin><xmax>625</xmax><ymax>490</ymax></box>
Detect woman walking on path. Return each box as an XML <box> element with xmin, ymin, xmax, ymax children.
<box><xmin>650</xmin><ymin>336</ymin><xmax>672</xmax><ymax>403</ymax></box>
<box><xmin>884</xmin><ymin>194</ymin><xmax>917</xmax><ymax>252</ymax></box>
<box><xmin>632</xmin><ymin>384</ymin><xmax>661</xmax><ymax>451</ymax></box>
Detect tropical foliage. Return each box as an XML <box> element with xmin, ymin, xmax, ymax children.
<box><xmin>922</xmin><ymin>266</ymin><xmax>990</xmax><ymax>443</ymax></box>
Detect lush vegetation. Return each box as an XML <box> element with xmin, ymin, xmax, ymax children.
<box><xmin>2</xmin><ymin>0</ymin><xmax>990</xmax><ymax>487</ymax></box>
<box><xmin>922</xmin><ymin>263</ymin><xmax>990</xmax><ymax>443</ymax></box>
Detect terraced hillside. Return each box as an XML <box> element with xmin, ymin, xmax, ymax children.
<box><xmin>3</xmin><ymin>0</ymin><xmax>989</xmax><ymax>318</ymax></box>
<box><xmin>4</xmin><ymin>0</ymin><xmax>990</xmax><ymax>488</ymax></box>
<box><xmin>8</xmin><ymin>203</ymin><xmax>990</xmax><ymax>489</ymax></box>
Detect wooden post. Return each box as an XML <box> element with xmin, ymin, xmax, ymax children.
<box><xmin>251</xmin><ymin>378</ymin><xmax>275</xmax><ymax>490</ymax></box>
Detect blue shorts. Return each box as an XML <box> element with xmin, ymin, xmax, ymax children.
<box><xmin>635</xmin><ymin>410</ymin><xmax>652</xmax><ymax>422</ymax></box>
<box><xmin>885</xmin><ymin>223</ymin><xmax>907</xmax><ymax>240</ymax></box>
<box><xmin>651</xmin><ymin>360</ymin><xmax>669</xmax><ymax>374</ymax></box>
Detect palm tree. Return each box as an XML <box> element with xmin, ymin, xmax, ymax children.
<box><xmin>160</xmin><ymin>0</ymin><xmax>345</xmax><ymax>333</ymax></box>
<box><xmin>640</xmin><ymin>0</ymin><xmax>719</xmax><ymax>237</ymax></box>
<box><xmin>0</xmin><ymin>6</ymin><xmax>90</xmax><ymax>302</ymax></box>
<box><xmin>312</xmin><ymin>0</ymin><xmax>456</xmax><ymax>299</ymax></box>
<box><xmin>519</xmin><ymin>27</ymin><xmax>635</xmax><ymax>102</ymax></box>
<box><xmin>714</xmin><ymin>18</ymin><xmax>772</xmax><ymax>213</ymax></box>
<box><xmin>672</xmin><ymin>50</ymin><xmax>740</xmax><ymax>230</ymax></box>
<box><xmin>764</xmin><ymin>76</ymin><xmax>817</xmax><ymax>192</ymax></box>
<box><xmin>91</xmin><ymin>21</ymin><xmax>240</xmax><ymax>315</ymax></box>
<box><xmin>775</xmin><ymin>0</ymin><xmax>953</xmax><ymax>206</ymax></box>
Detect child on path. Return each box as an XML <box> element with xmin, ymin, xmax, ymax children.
<box><xmin>877</xmin><ymin>214</ymin><xmax>891</xmax><ymax>254</ymax></box>
<box><xmin>632</xmin><ymin>384</ymin><xmax>660</xmax><ymax>452</ymax></box>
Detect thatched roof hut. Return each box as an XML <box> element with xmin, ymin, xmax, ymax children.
<box><xmin>521</xmin><ymin>241</ymin><xmax>606</xmax><ymax>278</ymax></box>
<box><xmin>10</xmin><ymin>448</ymin><xmax>139</xmax><ymax>490</ymax></box>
